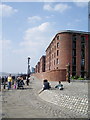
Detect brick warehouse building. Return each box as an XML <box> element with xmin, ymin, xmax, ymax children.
<box><xmin>34</xmin><ymin>30</ymin><xmax>90</xmax><ymax>80</ymax></box>
<box><xmin>35</xmin><ymin>56</ymin><xmax>46</xmax><ymax>73</ymax></box>
<box><xmin>45</xmin><ymin>30</ymin><xmax>90</xmax><ymax>78</ymax></box>
<box><xmin>40</xmin><ymin>56</ymin><xmax>46</xmax><ymax>73</ymax></box>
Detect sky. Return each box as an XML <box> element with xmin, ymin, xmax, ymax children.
<box><xmin>0</xmin><ymin>1</ymin><xmax>89</xmax><ymax>73</ymax></box>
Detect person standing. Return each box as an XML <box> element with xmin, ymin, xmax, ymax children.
<box><xmin>26</xmin><ymin>75</ymin><xmax>30</xmax><ymax>86</ymax></box>
<box><xmin>13</xmin><ymin>81</ymin><xmax>17</xmax><ymax>89</ymax></box>
<box><xmin>7</xmin><ymin>74</ymin><xmax>12</xmax><ymax>90</ymax></box>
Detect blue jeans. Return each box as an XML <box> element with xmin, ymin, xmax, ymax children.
<box><xmin>8</xmin><ymin>82</ymin><xmax>11</xmax><ymax>89</ymax></box>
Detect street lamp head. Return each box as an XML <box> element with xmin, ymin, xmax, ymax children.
<box><xmin>28</xmin><ymin>57</ymin><xmax>30</xmax><ymax>60</ymax></box>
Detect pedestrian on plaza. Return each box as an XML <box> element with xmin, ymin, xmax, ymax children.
<box><xmin>7</xmin><ymin>74</ymin><xmax>12</xmax><ymax>90</ymax></box>
<box><xmin>3</xmin><ymin>76</ymin><xmax>8</xmax><ymax>89</ymax></box>
<box><xmin>39</xmin><ymin>79</ymin><xmax>51</xmax><ymax>94</ymax></box>
<box><xmin>2</xmin><ymin>77</ymin><xmax>4</xmax><ymax>84</ymax></box>
<box><xmin>26</xmin><ymin>75</ymin><xmax>30</xmax><ymax>86</ymax></box>
<box><xmin>3</xmin><ymin>79</ymin><xmax>6</xmax><ymax>89</ymax></box>
<box><xmin>43</xmin><ymin>79</ymin><xmax>51</xmax><ymax>90</ymax></box>
<box><xmin>55</xmin><ymin>81</ymin><xmax>63</xmax><ymax>90</ymax></box>
<box><xmin>13</xmin><ymin>81</ymin><xmax>17</xmax><ymax>89</ymax></box>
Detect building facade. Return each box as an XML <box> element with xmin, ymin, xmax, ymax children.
<box><xmin>40</xmin><ymin>56</ymin><xmax>46</xmax><ymax>73</ymax></box>
<box><xmin>37</xmin><ymin>62</ymin><xmax>40</xmax><ymax>73</ymax></box>
<box><xmin>45</xmin><ymin>30</ymin><xmax>90</xmax><ymax>78</ymax></box>
<box><xmin>35</xmin><ymin>56</ymin><xmax>46</xmax><ymax>73</ymax></box>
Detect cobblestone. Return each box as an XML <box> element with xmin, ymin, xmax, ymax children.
<box><xmin>33</xmin><ymin>77</ymin><xmax>88</xmax><ymax>118</ymax></box>
<box><xmin>0</xmin><ymin>76</ymin><xmax>89</xmax><ymax>119</ymax></box>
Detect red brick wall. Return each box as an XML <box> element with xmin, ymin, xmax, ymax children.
<box><xmin>32</xmin><ymin>69</ymin><xmax>66</xmax><ymax>81</ymax></box>
<box><xmin>46</xmin><ymin>33</ymin><xmax>72</xmax><ymax>74</ymax></box>
<box><xmin>40</xmin><ymin>56</ymin><xmax>46</xmax><ymax>73</ymax></box>
<box><xmin>58</xmin><ymin>33</ymin><xmax>72</xmax><ymax>69</ymax></box>
<box><xmin>37</xmin><ymin>62</ymin><xmax>40</xmax><ymax>73</ymax></box>
<box><xmin>85</xmin><ymin>34</ymin><xmax>88</xmax><ymax>77</ymax></box>
<box><xmin>45</xmin><ymin>32</ymin><xmax>89</xmax><ymax>78</ymax></box>
<box><xmin>35</xmin><ymin>31</ymin><xmax>90</xmax><ymax>78</ymax></box>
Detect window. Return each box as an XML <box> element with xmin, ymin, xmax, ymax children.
<box><xmin>72</xmin><ymin>72</ymin><xmax>76</xmax><ymax>76</ymax></box>
<box><xmin>81</xmin><ymin>36</ymin><xmax>85</xmax><ymax>43</ymax></box>
<box><xmin>72</xmin><ymin>66</ymin><xmax>76</xmax><ymax>71</ymax></box>
<box><xmin>56</xmin><ymin>58</ymin><xmax>59</xmax><ymax>64</ymax></box>
<box><xmin>57</xmin><ymin>50</ymin><xmax>59</xmax><ymax>56</ymax></box>
<box><xmin>57</xmin><ymin>42</ymin><xmax>59</xmax><ymax>48</ymax></box>
<box><xmin>72</xmin><ymin>41</ymin><xmax>76</xmax><ymax>49</ymax></box>
<box><xmin>72</xmin><ymin>35</ymin><xmax>77</xmax><ymax>41</ymax></box>
<box><xmin>54</xmin><ymin>46</ymin><xmax>56</xmax><ymax>50</ymax></box>
<box><xmin>52</xmin><ymin>54</ymin><xmax>53</xmax><ymax>59</ymax></box>
<box><xmin>81</xmin><ymin>50</ymin><xmax>85</xmax><ymax>58</ymax></box>
<box><xmin>72</xmin><ymin>57</ymin><xmax>76</xmax><ymax>65</ymax></box>
<box><xmin>54</xmin><ymin>53</ymin><xmax>56</xmax><ymax>57</ymax></box>
<box><xmin>72</xmin><ymin>50</ymin><xmax>76</xmax><ymax>57</ymax></box>
<box><xmin>49</xmin><ymin>66</ymin><xmax>50</xmax><ymax>70</ymax></box>
<box><xmin>81</xmin><ymin>43</ymin><xmax>85</xmax><ymax>49</ymax></box>
<box><xmin>72</xmin><ymin>35</ymin><xmax>77</xmax><ymax>76</ymax></box>
<box><xmin>54</xmin><ymin>60</ymin><xmax>55</xmax><ymax>65</ymax></box>
<box><xmin>81</xmin><ymin>59</ymin><xmax>85</xmax><ymax>66</ymax></box>
<box><xmin>57</xmin><ymin>36</ymin><xmax>60</xmax><ymax>40</ymax></box>
<box><xmin>81</xmin><ymin>36</ymin><xmax>85</xmax><ymax>74</ymax></box>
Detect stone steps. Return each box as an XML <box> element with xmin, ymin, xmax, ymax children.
<box><xmin>39</xmin><ymin>90</ymin><xmax>88</xmax><ymax>117</ymax></box>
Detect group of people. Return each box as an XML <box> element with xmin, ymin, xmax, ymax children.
<box><xmin>39</xmin><ymin>79</ymin><xmax>64</xmax><ymax>94</ymax></box>
<box><xmin>2</xmin><ymin>74</ymin><xmax>30</xmax><ymax>90</ymax></box>
<box><xmin>1</xmin><ymin>74</ymin><xmax>64</xmax><ymax>92</ymax></box>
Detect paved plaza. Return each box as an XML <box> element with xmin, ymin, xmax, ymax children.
<box><xmin>0</xmin><ymin>76</ymin><xmax>89</xmax><ymax>119</ymax></box>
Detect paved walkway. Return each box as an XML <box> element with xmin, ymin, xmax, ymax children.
<box><xmin>0</xmin><ymin>76</ymin><xmax>89</xmax><ymax>119</ymax></box>
<box><xmin>32</xmin><ymin>76</ymin><xmax>88</xmax><ymax>118</ymax></box>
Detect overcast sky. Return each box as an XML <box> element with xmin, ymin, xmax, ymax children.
<box><xmin>0</xmin><ymin>1</ymin><xmax>89</xmax><ymax>73</ymax></box>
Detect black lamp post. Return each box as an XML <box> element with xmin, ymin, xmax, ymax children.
<box><xmin>66</xmin><ymin>63</ymin><xmax>70</xmax><ymax>83</ymax></box>
<box><xmin>27</xmin><ymin>57</ymin><xmax>30</xmax><ymax>86</ymax></box>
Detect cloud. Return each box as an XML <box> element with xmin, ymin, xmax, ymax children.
<box><xmin>23</xmin><ymin>22</ymin><xmax>51</xmax><ymax>41</ymax></box>
<box><xmin>43</xmin><ymin>3</ymin><xmax>71</xmax><ymax>13</ymax></box>
<box><xmin>0</xmin><ymin>22</ymin><xmax>54</xmax><ymax>72</ymax></box>
<box><xmin>12</xmin><ymin>22</ymin><xmax>54</xmax><ymax>67</ymax></box>
<box><xmin>0</xmin><ymin>4</ymin><xmax>18</xmax><ymax>17</ymax></box>
<box><xmin>73</xmin><ymin>0</ymin><xmax>88</xmax><ymax>7</ymax></box>
<box><xmin>43</xmin><ymin>4</ymin><xmax>53</xmax><ymax>11</ymax></box>
<box><xmin>21</xmin><ymin>22</ymin><xmax>52</xmax><ymax>53</ymax></box>
<box><xmin>28</xmin><ymin>16</ymin><xmax>42</xmax><ymax>23</ymax></box>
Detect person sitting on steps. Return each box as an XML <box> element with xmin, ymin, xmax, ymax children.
<box><xmin>39</xmin><ymin>79</ymin><xmax>51</xmax><ymax>94</ymax></box>
<box><xmin>55</xmin><ymin>81</ymin><xmax>64</xmax><ymax>90</ymax></box>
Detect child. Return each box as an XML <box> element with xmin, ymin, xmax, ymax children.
<box><xmin>14</xmin><ymin>81</ymin><xmax>17</xmax><ymax>89</ymax></box>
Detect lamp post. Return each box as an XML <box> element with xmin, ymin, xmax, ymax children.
<box><xmin>66</xmin><ymin>63</ymin><xmax>70</xmax><ymax>83</ymax></box>
<box><xmin>27</xmin><ymin>57</ymin><xmax>30</xmax><ymax>86</ymax></box>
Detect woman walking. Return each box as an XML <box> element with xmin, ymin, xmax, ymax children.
<box><xmin>7</xmin><ymin>74</ymin><xmax>12</xmax><ymax>90</ymax></box>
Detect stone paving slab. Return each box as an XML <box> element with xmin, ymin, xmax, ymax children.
<box><xmin>39</xmin><ymin>90</ymin><xmax>88</xmax><ymax>118</ymax></box>
<box><xmin>32</xmin><ymin>76</ymin><xmax>88</xmax><ymax>118</ymax></box>
<box><xmin>0</xmin><ymin>76</ymin><xmax>89</xmax><ymax>119</ymax></box>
